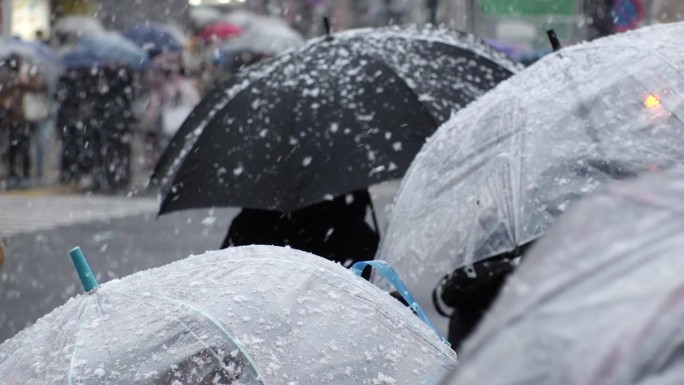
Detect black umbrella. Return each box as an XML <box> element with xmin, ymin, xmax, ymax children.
<box><xmin>151</xmin><ymin>24</ymin><xmax>520</xmax><ymax>214</ymax></box>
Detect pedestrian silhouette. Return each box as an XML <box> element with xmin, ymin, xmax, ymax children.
<box><xmin>222</xmin><ymin>189</ymin><xmax>379</xmax><ymax>268</ymax></box>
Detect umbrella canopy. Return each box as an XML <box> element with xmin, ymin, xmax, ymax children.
<box><xmin>0</xmin><ymin>38</ymin><xmax>61</xmax><ymax>86</ymax></box>
<box><xmin>59</xmin><ymin>46</ymin><xmax>101</xmax><ymax>69</ymax></box>
<box><xmin>222</xmin><ymin>10</ymin><xmax>289</xmax><ymax>30</ymax></box>
<box><xmin>209</xmin><ymin>46</ymin><xmax>269</xmax><ymax>74</ymax></box>
<box><xmin>220</xmin><ymin>12</ymin><xmax>302</xmax><ymax>55</ymax></box>
<box><xmin>151</xmin><ymin>24</ymin><xmax>520</xmax><ymax>215</ymax></box>
<box><xmin>220</xmin><ymin>20</ymin><xmax>304</xmax><ymax>56</ymax></box>
<box><xmin>443</xmin><ymin>167</ymin><xmax>684</xmax><ymax>385</ymax></box>
<box><xmin>198</xmin><ymin>22</ymin><xmax>243</xmax><ymax>42</ymax></box>
<box><xmin>0</xmin><ymin>246</ymin><xmax>455</xmax><ymax>384</ymax></box>
<box><xmin>376</xmin><ymin>22</ymin><xmax>684</xmax><ymax>297</ymax></box>
<box><xmin>54</xmin><ymin>15</ymin><xmax>104</xmax><ymax>37</ymax></box>
<box><xmin>75</xmin><ymin>32</ymin><xmax>149</xmax><ymax>70</ymax></box>
<box><xmin>123</xmin><ymin>23</ymin><xmax>187</xmax><ymax>54</ymax></box>
<box><xmin>189</xmin><ymin>5</ymin><xmax>224</xmax><ymax>29</ymax></box>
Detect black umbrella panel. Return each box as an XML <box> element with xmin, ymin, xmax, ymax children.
<box><xmin>152</xmin><ymin>25</ymin><xmax>521</xmax><ymax>214</ymax></box>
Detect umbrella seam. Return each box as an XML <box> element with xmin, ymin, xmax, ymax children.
<box><xmin>109</xmin><ymin>288</ymin><xmax>266</xmax><ymax>382</ymax></box>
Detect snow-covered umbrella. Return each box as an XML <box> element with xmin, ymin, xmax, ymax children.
<box><xmin>0</xmin><ymin>245</ymin><xmax>455</xmax><ymax>384</ymax></box>
<box><xmin>442</xmin><ymin>167</ymin><xmax>684</xmax><ymax>385</ymax></box>
<box><xmin>0</xmin><ymin>38</ymin><xmax>61</xmax><ymax>86</ymax></box>
<box><xmin>198</xmin><ymin>22</ymin><xmax>243</xmax><ymax>42</ymax></box>
<box><xmin>189</xmin><ymin>5</ymin><xmax>223</xmax><ymax>29</ymax></box>
<box><xmin>54</xmin><ymin>15</ymin><xmax>104</xmax><ymax>38</ymax></box>
<box><xmin>376</xmin><ymin>21</ymin><xmax>684</xmax><ymax>300</ymax></box>
<box><xmin>222</xmin><ymin>10</ymin><xmax>288</xmax><ymax>30</ymax></box>
<box><xmin>151</xmin><ymin>24</ymin><xmax>520</xmax><ymax>215</ymax></box>
<box><xmin>123</xmin><ymin>23</ymin><xmax>187</xmax><ymax>54</ymax></box>
<box><xmin>76</xmin><ymin>32</ymin><xmax>149</xmax><ymax>70</ymax></box>
<box><xmin>219</xmin><ymin>19</ymin><xmax>303</xmax><ymax>56</ymax></box>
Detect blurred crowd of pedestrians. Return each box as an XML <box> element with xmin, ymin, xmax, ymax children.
<box><xmin>0</xmin><ymin>9</ymin><xmax>301</xmax><ymax>192</ymax></box>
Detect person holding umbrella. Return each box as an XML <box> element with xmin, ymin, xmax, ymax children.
<box><xmin>0</xmin><ymin>238</ymin><xmax>5</xmax><ymax>270</ymax></box>
<box><xmin>0</xmin><ymin>53</ymin><xmax>48</xmax><ymax>187</ymax></box>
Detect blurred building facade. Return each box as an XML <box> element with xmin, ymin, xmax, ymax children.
<box><xmin>52</xmin><ymin>0</ymin><xmax>190</xmax><ymax>30</ymax></box>
<box><xmin>2</xmin><ymin>0</ymin><xmax>680</xmax><ymax>44</ymax></box>
<box><xmin>2</xmin><ymin>0</ymin><xmax>190</xmax><ymax>37</ymax></box>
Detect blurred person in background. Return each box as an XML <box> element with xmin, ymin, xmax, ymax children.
<box><xmin>0</xmin><ymin>54</ymin><xmax>48</xmax><ymax>187</ymax></box>
<box><xmin>0</xmin><ymin>238</ymin><xmax>4</xmax><ymax>270</ymax></box>
<box><xmin>585</xmin><ymin>0</ymin><xmax>616</xmax><ymax>39</ymax></box>
<box><xmin>27</xmin><ymin>31</ymin><xmax>55</xmax><ymax>182</ymax></box>
<box><xmin>144</xmin><ymin>52</ymin><xmax>200</xmax><ymax>164</ymax></box>
<box><xmin>57</xmin><ymin>68</ymin><xmax>97</xmax><ymax>185</ymax></box>
<box><xmin>92</xmin><ymin>65</ymin><xmax>136</xmax><ymax>191</ymax></box>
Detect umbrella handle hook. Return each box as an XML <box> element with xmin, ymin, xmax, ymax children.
<box><xmin>69</xmin><ymin>246</ymin><xmax>99</xmax><ymax>293</ymax></box>
<box><xmin>351</xmin><ymin>260</ymin><xmax>450</xmax><ymax>346</ymax></box>
<box><xmin>546</xmin><ymin>29</ymin><xmax>562</xmax><ymax>52</ymax></box>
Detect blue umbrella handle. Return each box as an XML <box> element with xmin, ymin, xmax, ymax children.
<box><xmin>351</xmin><ymin>260</ymin><xmax>450</xmax><ymax>346</ymax></box>
<box><xmin>69</xmin><ymin>246</ymin><xmax>99</xmax><ymax>292</ymax></box>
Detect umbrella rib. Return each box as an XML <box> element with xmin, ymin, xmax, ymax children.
<box><xmin>67</xmin><ymin>299</ymin><xmax>94</xmax><ymax>385</ymax></box>
<box><xmin>156</xmin><ymin>45</ymin><xmax>329</xmax><ymax>214</ymax></box>
<box><xmin>338</xmin><ymin>27</ymin><xmax>521</xmax><ymax>73</ymax></box>
<box><xmin>343</xmin><ymin>39</ymin><xmax>441</xmax><ymax>127</ymax></box>
<box><xmin>137</xmin><ymin>256</ymin><xmax>450</xmax><ymax>351</ymax></box>
<box><xmin>154</xmin><ymin>50</ymin><xmax>298</xmax><ymax>196</ymax></box>
<box><xmin>110</xmin><ymin>289</ymin><xmax>264</xmax><ymax>380</ymax></box>
<box><xmin>0</xmin><ymin>300</ymin><xmax>84</xmax><ymax>377</ymax></box>
<box><xmin>391</xmin><ymin>34</ymin><xmax>522</xmax><ymax>73</ymax></box>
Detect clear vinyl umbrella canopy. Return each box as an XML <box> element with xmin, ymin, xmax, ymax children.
<box><xmin>54</xmin><ymin>15</ymin><xmax>105</xmax><ymax>37</ymax></box>
<box><xmin>0</xmin><ymin>246</ymin><xmax>455</xmax><ymax>385</ymax></box>
<box><xmin>444</xmin><ymin>167</ymin><xmax>684</xmax><ymax>385</ymax></box>
<box><xmin>219</xmin><ymin>22</ymin><xmax>304</xmax><ymax>56</ymax></box>
<box><xmin>377</xmin><ymin>22</ymin><xmax>684</xmax><ymax>295</ymax></box>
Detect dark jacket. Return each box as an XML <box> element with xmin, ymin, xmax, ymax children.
<box><xmin>223</xmin><ymin>190</ymin><xmax>379</xmax><ymax>266</ymax></box>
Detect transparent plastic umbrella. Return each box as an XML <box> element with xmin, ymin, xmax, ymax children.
<box><xmin>0</xmin><ymin>38</ymin><xmax>61</xmax><ymax>86</ymax></box>
<box><xmin>54</xmin><ymin>15</ymin><xmax>104</xmax><ymax>37</ymax></box>
<box><xmin>220</xmin><ymin>21</ymin><xmax>303</xmax><ymax>56</ymax></box>
<box><xmin>0</xmin><ymin>246</ymin><xmax>455</xmax><ymax>385</ymax></box>
<box><xmin>377</xmin><ymin>21</ymin><xmax>684</xmax><ymax>297</ymax></box>
<box><xmin>78</xmin><ymin>32</ymin><xmax>149</xmax><ymax>70</ymax></box>
<box><xmin>189</xmin><ymin>6</ymin><xmax>224</xmax><ymax>28</ymax></box>
<box><xmin>222</xmin><ymin>11</ymin><xmax>289</xmax><ymax>30</ymax></box>
<box><xmin>442</xmin><ymin>167</ymin><xmax>684</xmax><ymax>385</ymax></box>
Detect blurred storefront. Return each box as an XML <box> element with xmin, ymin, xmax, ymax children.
<box><xmin>53</xmin><ymin>0</ymin><xmax>89</xmax><ymax>15</ymax></box>
<box><xmin>469</xmin><ymin>0</ymin><xmax>585</xmax><ymax>50</ymax></box>
<box><xmin>52</xmin><ymin>0</ymin><xmax>189</xmax><ymax>30</ymax></box>
<box><xmin>1</xmin><ymin>0</ymin><xmax>51</xmax><ymax>39</ymax></box>
<box><xmin>651</xmin><ymin>0</ymin><xmax>684</xmax><ymax>23</ymax></box>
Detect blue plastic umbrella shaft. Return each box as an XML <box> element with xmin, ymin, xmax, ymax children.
<box><xmin>70</xmin><ymin>246</ymin><xmax>99</xmax><ymax>292</ymax></box>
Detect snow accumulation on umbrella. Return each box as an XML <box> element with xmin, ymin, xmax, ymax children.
<box><xmin>151</xmin><ymin>24</ymin><xmax>520</xmax><ymax>213</ymax></box>
<box><xmin>377</xmin><ymin>21</ymin><xmax>684</xmax><ymax>296</ymax></box>
<box><xmin>445</xmin><ymin>167</ymin><xmax>684</xmax><ymax>385</ymax></box>
<box><xmin>0</xmin><ymin>245</ymin><xmax>455</xmax><ymax>385</ymax></box>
